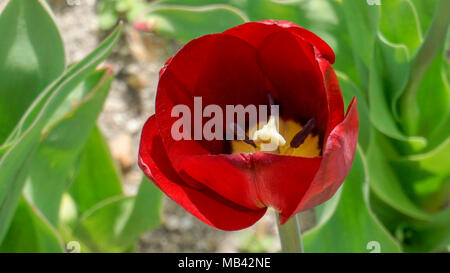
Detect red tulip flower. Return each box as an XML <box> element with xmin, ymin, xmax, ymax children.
<box><xmin>139</xmin><ymin>20</ymin><xmax>359</xmax><ymax>231</ymax></box>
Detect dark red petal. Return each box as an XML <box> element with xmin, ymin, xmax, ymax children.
<box><xmin>179</xmin><ymin>153</ymin><xmax>266</xmax><ymax>210</ymax></box>
<box><xmin>285</xmin><ymin>26</ymin><xmax>335</xmax><ymax>64</ymax></box>
<box><xmin>318</xmin><ymin>57</ymin><xmax>345</xmax><ymax>146</ymax></box>
<box><xmin>224</xmin><ymin>20</ymin><xmax>335</xmax><ymax>63</ymax></box>
<box><xmin>138</xmin><ymin>115</ymin><xmax>267</xmax><ymax>230</ymax></box>
<box><xmin>223</xmin><ymin>21</ymin><xmax>284</xmax><ymax>48</ymax></box>
<box><xmin>155</xmin><ymin>33</ymin><xmax>269</xmax><ymax>164</ymax></box>
<box><xmin>280</xmin><ymin>98</ymin><xmax>359</xmax><ymax>224</ymax></box>
<box><xmin>159</xmin><ymin>33</ymin><xmax>268</xmax><ymax>106</ymax></box>
<box><xmin>252</xmin><ymin>153</ymin><xmax>322</xmax><ymax>220</ymax></box>
<box><xmin>257</xmin><ymin>29</ymin><xmax>329</xmax><ymax>132</ymax></box>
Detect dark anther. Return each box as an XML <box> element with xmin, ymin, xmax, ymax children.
<box><xmin>290</xmin><ymin>118</ymin><xmax>316</xmax><ymax>148</ymax></box>
<box><xmin>267</xmin><ymin>92</ymin><xmax>275</xmax><ymax>117</ymax></box>
<box><xmin>243</xmin><ymin>138</ymin><xmax>257</xmax><ymax>148</ymax></box>
<box><xmin>267</xmin><ymin>92</ymin><xmax>275</xmax><ymax>107</ymax></box>
<box><xmin>232</xmin><ymin>123</ymin><xmax>257</xmax><ymax>148</ymax></box>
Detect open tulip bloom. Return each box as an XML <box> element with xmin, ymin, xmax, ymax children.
<box><xmin>138</xmin><ymin>20</ymin><xmax>359</xmax><ymax>251</ymax></box>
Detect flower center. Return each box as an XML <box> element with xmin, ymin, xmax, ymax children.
<box><xmin>230</xmin><ymin>117</ymin><xmax>321</xmax><ymax>157</ymax></box>
<box><xmin>252</xmin><ymin>115</ymin><xmax>286</xmax><ymax>150</ymax></box>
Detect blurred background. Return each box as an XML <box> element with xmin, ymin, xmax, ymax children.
<box><xmin>0</xmin><ymin>0</ymin><xmax>448</xmax><ymax>253</ymax></box>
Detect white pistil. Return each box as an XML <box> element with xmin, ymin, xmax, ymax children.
<box><xmin>252</xmin><ymin>115</ymin><xmax>286</xmax><ymax>151</ymax></box>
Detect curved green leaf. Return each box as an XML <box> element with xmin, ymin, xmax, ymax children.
<box><xmin>371</xmin><ymin>192</ymin><xmax>450</xmax><ymax>252</ymax></box>
<box><xmin>414</xmin><ymin>48</ymin><xmax>449</xmax><ymax>143</ymax></box>
<box><xmin>0</xmin><ymin>0</ymin><xmax>65</xmax><ymax>143</ymax></box>
<box><xmin>97</xmin><ymin>0</ymin><xmax>120</xmax><ymax>30</ymax></box>
<box><xmin>379</xmin><ymin>0</ymin><xmax>422</xmax><ymax>55</ymax></box>
<box><xmin>341</xmin><ymin>0</ymin><xmax>379</xmax><ymax>83</ymax></box>
<box><xmin>391</xmin><ymin>137</ymin><xmax>450</xmax><ymax>212</ymax></box>
<box><xmin>69</xmin><ymin>126</ymin><xmax>123</xmax><ymax>215</ymax></box>
<box><xmin>145</xmin><ymin>4</ymin><xmax>248</xmax><ymax>42</ymax></box>
<box><xmin>403</xmin><ymin>208</ymin><xmax>450</xmax><ymax>252</ymax></box>
<box><xmin>367</xmin><ymin>130</ymin><xmax>432</xmax><ymax>221</ymax></box>
<box><xmin>368</xmin><ymin>37</ymin><xmax>426</xmax><ymax>151</ymax></box>
<box><xmin>396</xmin><ymin>0</ymin><xmax>449</xmax><ymax>136</ymax></box>
<box><xmin>411</xmin><ymin>0</ymin><xmax>438</xmax><ymax>35</ymax></box>
<box><xmin>303</xmin><ymin>148</ymin><xmax>402</xmax><ymax>253</ymax></box>
<box><xmin>0</xmin><ymin>25</ymin><xmax>122</xmax><ymax>244</ymax></box>
<box><xmin>0</xmin><ymin>197</ymin><xmax>64</xmax><ymax>253</ymax></box>
<box><xmin>23</xmin><ymin>69</ymin><xmax>114</xmax><ymax>225</ymax></box>
<box><xmin>73</xmin><ymin>178</ymin><xmax>163</xmax><ymax>252</ymax></box>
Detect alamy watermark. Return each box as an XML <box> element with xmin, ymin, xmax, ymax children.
<box><xmin>66</xmin><ymin>0</ymin><xmax>81</xmax><ymax>6</ymax></box>
<box><xmin>367</xmin><ymin>0</ymin><xmax>381</xmax><ymax>6</ymax></box>
<box><xmin>170</xmin><ymin>97</ymin><xmax>282</xmax><ymax>151</ymax></box>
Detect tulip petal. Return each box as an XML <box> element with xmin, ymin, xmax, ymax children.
<box><xmin>252</xmin><ymin>152</ymin><xmax>322</xmax><ymax>219</ymax></box>
<box><xmin>285</xmin><ymin>24</ymin><xmax>335</xmax><ymax>64</ymax></box>
<box><xmin>156</xmin><ymin>70</ymin><xmax>270</xmax><ymax>209</ymax></box>
<box><xmin>224</xmin><ymin>20</ymin><xmax>335</xmax><ymax>64</ymax></box>
<box><xmin>280</xmin><ymin>97</ymin><xmax>359</xmax><ymax>224</ymax></box>
<box><xmin>318</xmin><ymin>57</ymin><xmax>345</xmax><ymax>145</ymax></box>
<box><xmin>138</xmin><ymin>115</ymin><xmax>267</xmax><ymax>231</ymax></box>
<box><xmin>159</xmin><ymin>33</ymin><xmax>268</xmax><ymax>107</ymax></box>
<box><xmin>257</xmin><ymin>29</ymin><xmax>329</xmax><ymax>132</ymax></box>
<box><xmin>180</xmin><ymin>153</ymin><xmax>266</xmax><ymax>210</ymax></box>
<box><xmin>155</xmin><ymin>33</ymin><xmax>269</xmax><ymax>165</ymax></box>
<box><xmin>223</xmin><ymin>21</ymin><xmax>284</xmax><ymax>48</ymax></box>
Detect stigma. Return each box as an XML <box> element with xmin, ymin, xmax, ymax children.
<box><xmin>252</xmin><ymin>115</ymin><xmax>286</xmax><ymax>151</ymax></box>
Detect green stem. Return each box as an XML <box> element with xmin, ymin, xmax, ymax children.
<box><xmin>399</xmin><ymin>0</ymin><xmax>450</xmax><ymax>135</ymax></box>
<box><xmin>277</xmin><ymin>213</ymin><xmax>304</xmax><ymax>253</ymax></box>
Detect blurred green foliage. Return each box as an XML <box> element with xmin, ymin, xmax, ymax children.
<box><xmin>98</xmin><ymin>0</ymin><xmax>147</xmax><ymax>29</ymax></box>
<box><xmin>127</xmin><ymin>0</ymin><xmax>449</xmax><ymax>252</ymax></box>
<box><xmin>0</xmin><ymin>0</ymin><xmax>163</xmax><ymax>253</ymax></box>
<box><xmin>0</xmin><ymin>0</ymin><xmax>448</xmax><ymax>253</ymax></box>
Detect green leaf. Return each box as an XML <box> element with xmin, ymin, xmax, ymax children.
<box><xmin>145</xmin><ymin>4</ymin><xmax>248</xmax><ymax>42</ymax></box>
<box><xmin>411</xmin><ymin>0</ymin><xmax>438</xmax><ymax>35</ymax></box>
<box><xmin>396</xmin><ymin>0</ymin><xmax>450</xmax><ymax>136</ymax></box>
<box><xmin>379</xmin><ymin>0</ymin><xmax>423</xmax><ymax>55</ymax></box>
<box><xmin>58</xmin><ymin>193</ymin><xmax>79</xmax><ymax>240</ymax></box>
<box><xmin>0</xmin><ymin>197</ymin><xmax>64</xmax><ymax>253</ymax></box>
<box><xmin>403</xmin><ymin>208</ymin><xmax>450</xmax><ymax>252</ymax></box>
<box><xmin>340</xmin><ymin>0</ymin><xmax>379</xmax><ymax>84</ymax></box>
<box><xmin>0</xmin><ymin>25</ymin><xmax>122</xmax><ymax>244</ymax></box>
<box><xmin>0</xmin><ymin>0</ymin><xmax>65</xmax><ymax>143</ymax></box>
<box><xmin>414</xmin><ymin>48</ymin><xmax>449</xmax><ymax>143</ymax></box>
<box><xmin>151</xmin><ymin>0</ymin><xmax>309</xmax><ymax>24</ymax></box>
<box><xmin>98</xmin><ymin>0</ymin><xmax>120</xmax><ymax>30</ymax></box>
<box><xmin>370</xmin><ymin>192</ymin><xmax>450</xmax><ymax>252</ymax></box>
<box><xmin>368</xmin><ymin>38</ymin><xmax>426</xmax><ymax>151</ymax></box>
<box><xmin>69</xmin><ymin>126</ymin><xmax>123</xmax><ymax>215</ymax></box>
<box><xmin>23</xmin><ymin>69</ymin><xmax>114</xmax><ymax>225</ymax></box>
<box><xmin>150</xmin><ymin>0</ymin><xmax>323</xmax><ymax>28</ymax></box>
<box><xmin>72</xmin><ymin>178</ymin><xmax>163</xmax><ymax>252</ymax></box>
<box><xmin>73</xmin><ymin>195</ymin><xmax>133</xmax><ymax>252</ymax></box>
<box><xmin>367</xmin><ymin>130</ymin><xmax>432</xmax><ymax>221</ymax></box>
<box><xmin>391</xmin><ymin>137</ymin><xmax>450</xmax><ymax>212</ymax></box>
<box><xmin>303</xmin><ymin>147</ymin><xmax>402</xmax><ymax>253</ymax></box>
<box><xmin>118</xmin><ymin>177</ymin><xmax>163</xmax><ymax>245</ymax></box>
<box><xmin>323</xmin><ymin>0</ymin><xmax>360</xmax><ymax>86</ymax></box>
<box><xmin>427</xmin><ymin>109</ymin><xmax>450</xmax><ymax>154</ymax></box>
